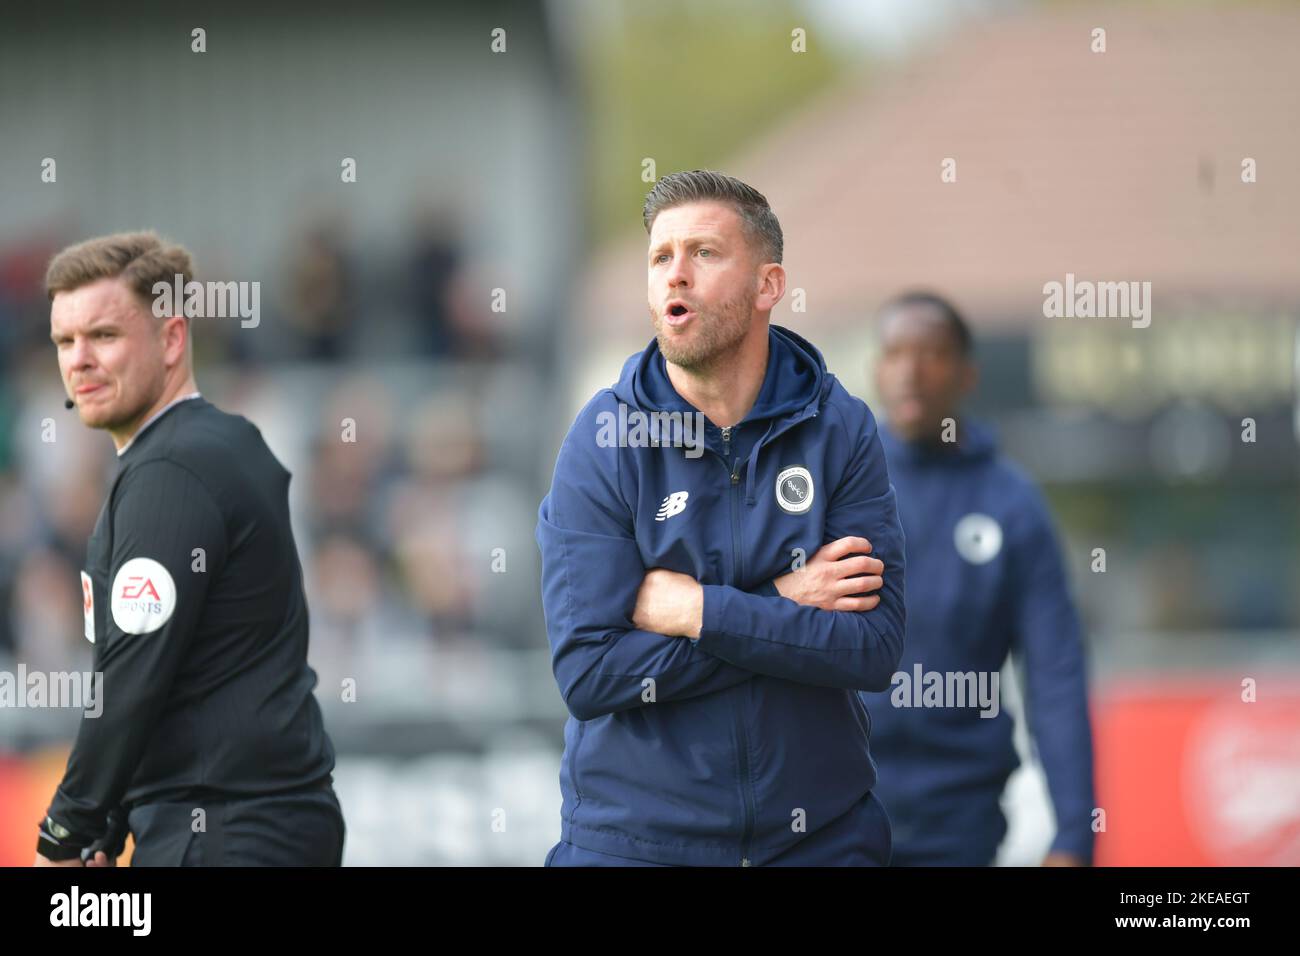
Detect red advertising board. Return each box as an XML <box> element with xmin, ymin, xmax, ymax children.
<box><xmin>1095</xmin><ymin>677</ymin><xmax>1300</xmax><ymax>866</ymax></box>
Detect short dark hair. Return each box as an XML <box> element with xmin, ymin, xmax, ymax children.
<box><xmin>878</xmin><ymin>290</ymin><xmax>973</xmax><ymax>355</ymax></box>
<box><xmin>642</xmin><ymin>170</ymin><xmax>783</xmax><ymax>265</ymax></box>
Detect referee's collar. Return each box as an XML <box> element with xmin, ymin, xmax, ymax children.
<box><xmin>117</xmin><ymin>392</ymin><xmax>203</xmax><ymax>457</ymax></box>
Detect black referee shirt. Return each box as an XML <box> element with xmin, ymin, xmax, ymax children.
<box><xmin>45</xmin><ymin>395</ymin><xmax>337</xmax><ymax>848</ymax></box>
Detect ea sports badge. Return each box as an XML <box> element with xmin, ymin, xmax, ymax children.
<box><xmin>775</xmin><ymin>465</ymin><xmax>814</xmax><ymax>515</ymax></box>
<box><xmin>110</xmin><ymin>557</ymin><xmax>177</xmax><ymax>635</ymax></box>
<box><xmin>80</xmin><ymin>570</ymin><xmax>94</xmax><ymax>644</ymax></box>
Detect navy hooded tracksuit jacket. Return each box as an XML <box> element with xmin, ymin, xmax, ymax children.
<box><xmin>861</xmin><ymin>420</ymin><xmax>1096</xmax><ymax>865</ymax></box>
<box><xmin>536</xmin><ymin>325</ymin><xmax>906</xmax><ymax>866</ymax></box>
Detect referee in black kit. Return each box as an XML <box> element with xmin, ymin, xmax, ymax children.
<box><xmin>33</xmin><ymin>232</ymin><xmax>344</xmax><ymax>867</ymax></box>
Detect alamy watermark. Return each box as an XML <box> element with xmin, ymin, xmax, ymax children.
<box><xmin>50</xmin><ymin>886</ymin><xmax>151</xmax><ymax>936</ymax></box>
<box><xmin>1042</xmin><ymin>272</ymin><xmax>1151</xmax><ymax>328</ymax></box>
<box><xmin>152</xmin><ymin>273</ymin><xmax>260</xmax><ymax>328</ymax></box>
<box><xmin>596</xmin><ymin>402</ymin><xmax>706</xmax><ymax>459</ymax></box>
<box><xmin>0</xmin><ymin>666</ymin><xmax>103</xmax><ymax>717</ymax></box>
<box><xmin>889</xmin><ymin>664</ymin><xmax>1000</xmax><ymax>718</ymax></box>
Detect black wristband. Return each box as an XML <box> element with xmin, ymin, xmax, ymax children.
<box><xmin>36</xmin><ymin>817</ymin><xmax>87</xmax><ymax>862</ymax></box>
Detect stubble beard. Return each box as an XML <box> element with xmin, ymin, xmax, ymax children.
<box><xmin>651</xmin><ymin>286</ymin><xmax>757</xmax><ymax>374</ymax></box>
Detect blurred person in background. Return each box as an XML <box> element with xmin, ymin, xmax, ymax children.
<box><xmin>35</xmin><ymin>231</ymin><xmax>343</xmax><ymax>866</ymax></box>
<box><xmin>861</xmin><ymin>291</ymin><xmax>1095</xmax><ymax>866</ymax></box>
<box><xmin>282</xmin><ymin>220</ymin><xmax>356</xmax><ymax>361</ymax></box>
<box><xmin>8</xmin><ymin>546</ymin><xmax>84</xmax><ymax>674</ymax></box>
<box><xmin>407</xmin><ymin>206</ymin><xmax>464</xmax><ymax>359</ymax></box>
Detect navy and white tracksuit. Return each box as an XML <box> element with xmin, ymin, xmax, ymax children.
<box><xmin>536</xmin><ymin>325</ymin><xmax>906</xmax><ymax>866</ymax></box>
<box><xmin>861</xmin><ymin>421</ymin><xmax>1095</xmax><ymax>865</ymax></box>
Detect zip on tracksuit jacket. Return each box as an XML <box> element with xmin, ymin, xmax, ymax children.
<box><xmin>861</xmin><ymin>420</ymin><xmax>1096</xmax><ymax>865</ymax></box>
<box><xmin>535</xmin><ymin>324</ymin><xmax>906</xmax><ymax>866</ymax></box>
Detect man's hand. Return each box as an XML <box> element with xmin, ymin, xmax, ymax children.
<box><xmin>34</xmin><ymin>853</ymin><xmax>83</xmax><ymax>867</ymax></box>
<box><xmin>85</xmin><ymin>851</ymin><xmax>117</xmax><ymax>867</ymax></box>
<box><xmin>773</xmin><ymin>536</ymin><xmax>885</xmax><ymax>611</ymax></box>
<box><xmin>632</xmin><ymin>569</ymin><xmax>704</xmax><ymax>639</ymax></box>
<box><xmin>1041</xmin><ymin>852</ymin><xmax>1087</xmax><ymax>867</ymax></box>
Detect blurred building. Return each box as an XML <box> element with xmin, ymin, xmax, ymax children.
<box><xmin>568</xmin><ymin>4</ymin><xmax>1300</xmax><ymax>865</ymax></box>
<box><xmin>571</xmin><ymin>4</ymin><xmax>1300</xmax><ymax>638</ymax></box>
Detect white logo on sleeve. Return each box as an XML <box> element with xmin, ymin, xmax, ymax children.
<box><xmin>655</xmin><ymin>491</ymin><xmax>690</xmax><ymax>521</ymax></box>
<box><xmin>80</xmin><ymin>571</ymin><xmax>94</xmax><ymax>644</ymax></box>
<box><xmin>954</xmin><ymin>513</ymin><xmax>1003</xmax><ymax>564</ymax></box>
<box><xmin>110</xmin><ymin>557</ymin><xmax>177</xmax><ymax>634</ymax></box>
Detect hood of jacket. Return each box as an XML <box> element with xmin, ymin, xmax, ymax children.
<box><xmin>612</xmin><ymin>323</ymin><xmax>830</xmax><ymax>505</ymax></box>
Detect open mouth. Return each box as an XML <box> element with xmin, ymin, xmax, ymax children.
<box><xmin>665</xmin><ymin>302</ymin><xmax>696</xmax><ymax>325</ymax></box>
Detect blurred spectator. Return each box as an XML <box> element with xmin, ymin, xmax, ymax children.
<box><xmin>406</xmin><ymin>205</ymin><xmax>502</xmax><ymax>361</ymax></box>
<box><xmin>8</xmin><ymin>546</ymin><xmax>84</xmax><ymax>674</ymax></box>
<box><xmin>0</xmin><ymin>235</ymin><xmax>63</xmax><ymax>372</ymax></box>
<box><xmin>384</xmin><ymin>390</ymin><xmax>485</xmax><ymax>639</ymax></box>
<box><xmin>282</xmin><ymin>220</ymin><xmax>357</xmax><ymax>361</ymax></box>
<box><xmin>407</xmin><ymin>207</ymin><xmax>463</xmax><ymax>359</ymax></box>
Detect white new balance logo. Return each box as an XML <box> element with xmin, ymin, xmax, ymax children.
<box><xmin>655</xmin><ymin>491</ymin><xmax>690</xmax><ymax>521</ymax></box>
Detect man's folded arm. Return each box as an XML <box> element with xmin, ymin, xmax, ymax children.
<box><xmin>537</xmin><ymin>397</ymin><xmax>755</xmax><ymax>722</ymax></box>
<box><xmin>691</xmin><ymin>403</ymin><xmax>906</xmax><ymax>692</ymax></box>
